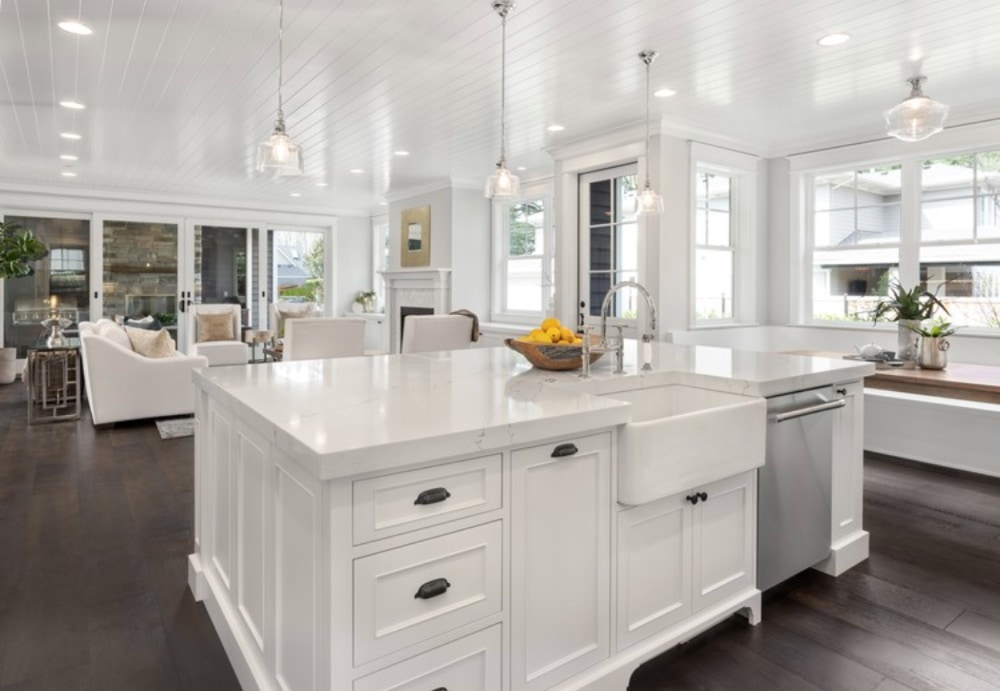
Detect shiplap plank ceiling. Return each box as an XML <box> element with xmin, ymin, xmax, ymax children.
<box><xmin>1</xmin><ymin>0</ymin><xmax>1000</xmax><ymax>214</ymax></box>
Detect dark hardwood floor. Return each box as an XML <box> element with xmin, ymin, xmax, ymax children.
<box><xmin>1</xmin><ymin>380</ymin><xmax>999</xmax><ymax>690</ymax></box>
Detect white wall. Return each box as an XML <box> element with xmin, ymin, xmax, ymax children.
<box><xmin>334</xmin><ymin>216</ymin><xmax>372</xmax><ymax>316</ymax></box>
<box><xmin>450</xmin><ymin>188</ymin><xmax>491</xmax><ymax>317</ymax></box>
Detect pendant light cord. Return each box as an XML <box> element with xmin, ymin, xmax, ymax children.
<box><xmin>499</xmin><ymin>10</ymin><xmax>508</xmax><ymax>166</ymax></box>
<box><xmin>277</xmin><ymin>0</ymin><xmax>285</xmax><ymax>122</ymax></box>
<box><xmin>643</xmin><ymin>54</ymin><xmax>652</xmax><ymax>188</ymax></box>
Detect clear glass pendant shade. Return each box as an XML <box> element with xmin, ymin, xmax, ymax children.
<box><xmin>884</xmin><ymin>77</ymin><xmax>949</xmax><ymax>143</ymax></box>
<box><xmin>485</xmin><ymin>162</ymin><xmax>520</xmax><ymax>199</ymax></box>
<box><xmin>636</xmin><ymin>184</ymin><xmax>664</xmax><ymax>215</ymax></box>
<box><xmin>256</xmin><ymin>120</ymin><xmax>303</xmax><ymax>175</ymax></box>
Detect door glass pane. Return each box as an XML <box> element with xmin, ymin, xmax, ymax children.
<box><xmin>267</xmin><ymin>229</ymin><xmax>325</xmax><ymax>324</ymax></box>
<box><xmin>4</xmin><ymin>216</ymin><xmax>90</xmax><ymax>356</ymax></box>
<box><xmin>192</xmin><ymin>225</ymin><xmax>254</xmax><ymax>327</ymax></box>
<box><xmin>583</xmin><ymin>168</ymin><xmax>639</xmax><ymax>317</ymax></box>
<box><xmin>102</xmin><ymin>220</ymin><xmax>179</xmax><ymax>338</ymax></box>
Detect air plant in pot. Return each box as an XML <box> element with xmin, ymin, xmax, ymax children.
<box><xmin>870</xmin><ymin>282</ymin><xmax>949</xmax><ymax>362</ymax></box>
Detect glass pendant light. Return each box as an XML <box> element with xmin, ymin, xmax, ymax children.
<box><xmin>485</xmin><ymin>0</ymin><xmax>520</xmax><ymax>200</ymax></box>
<box><xmin>257</xmin><ymin>0</ymin><xmax>303</xmax><ymax>175</ymax></box>
<box><xmin>636</xmin><ymin>50</ymin><xmax>663</xmax><ymax>215</ymax></box>
<box><xmin>884</xmin><ymin>76</ymin><xmax>949</xmax><ymax>143</ymax></box>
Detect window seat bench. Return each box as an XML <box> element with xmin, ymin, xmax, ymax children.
<box><xmin>785</xmin><ymin>350</ymin><xmax>1000</xmax><ymax>479</ymax></box>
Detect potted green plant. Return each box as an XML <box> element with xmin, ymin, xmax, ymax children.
<box><xmin>906</xmin><ymin>317</ymin><xmax>959</xmax><ymax>370</ymax></box>
<box><xmin>870</xmin><ymin>282</ymin><xmax>949</xmax><ymax>361</ymax></box>
<box><xmin>354</xmin><ymin>289</ymin><xmax>376</xmax><ymax>313</ymax></box>
<box><xmin>0</xmin><ymin>221</ymin><xmax>49</xmax><ymax>384</ymax></box>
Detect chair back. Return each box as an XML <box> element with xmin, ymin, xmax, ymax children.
<box><xmin>270</xmin><ymin>301</ymin><xmax>318</xmax><ymax>339</ymax></box>
<box><xmin>400</xmin><ymin>314</ymin><xmax>475</xmax><ymax>354</ymax></box>
<box><xmin>283</xmin><ymin>317</ymin><xmax>366</xmax><ymax>361</ymax></box>
<box><xmin>187</xmin><ymin>304</ymin><xmax>242</xmax><ymax>349</ymax></box>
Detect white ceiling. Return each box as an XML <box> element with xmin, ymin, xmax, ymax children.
<box><xmin>2</xmin><ymin>0</ymin><xmax>1000</xmax><ymax>215</ymax></box>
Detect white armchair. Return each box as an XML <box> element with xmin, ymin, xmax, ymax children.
<box><xmin>400</xmin><ymin>314</ymin><xmax>476</xmax><ymax>354</ymax></box>
<box><xmin>283</xmin><ymin>317</ymin><xmax>366</xmax><ymax>361</ymax></box>
<box><xmin>79</xmin><ymin>320</ymin><xmax>209</xmax><ymax>425</ymax></box>
<box><xmin>269</xmin><ymin>301</ymin><xmax>318</xmax><ymax>341</ymax></box>
<box><xmin>187</xmin><ymin>303</ymin><xmax>249</xmax><ymax>366</ymax></box>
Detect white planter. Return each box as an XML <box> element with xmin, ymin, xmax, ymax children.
<box><xmin>897</xmin><ymin>320</ymin><xmax>921</xmax><ymax>361</ymax></box>
<box><xmin>0</xmin><ymin>348</ymin><xmax>19</xmax><ymax>384</ymax></box>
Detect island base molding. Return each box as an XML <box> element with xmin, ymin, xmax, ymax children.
<box><xmin>812</xmin><ymin>529</ymin><xmax>870</xmax><ymax>577</ymax></box>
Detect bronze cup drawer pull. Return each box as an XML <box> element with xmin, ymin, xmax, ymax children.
<box><xmin>414</xmin><ymin>487</ymin><xmax>451</xmax><ymax>505</ymax></box>
<box><xmin>414</xmin><ymin>577</ymin><xmax>451</xmax><ymax>600</ymax></box>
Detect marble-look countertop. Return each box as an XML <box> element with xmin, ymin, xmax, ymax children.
<box><xmin>193</xmin><ymin>341</ymin><xmax>874</xmax><ymax>480</ymax></box>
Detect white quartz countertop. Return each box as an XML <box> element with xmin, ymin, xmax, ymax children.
<box><xmin>193</xmin><ymin>341</ymin><xmax>874</xmax><ymax>479</ymax></box>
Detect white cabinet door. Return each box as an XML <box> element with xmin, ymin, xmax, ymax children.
<box><xmin>691</xmin><ymin>471</ymin><xmax>756</xmax><ymax>613</ymax></box>
<box><xmin>510</xmin><ymin>433</ymin><xmax>612</xmax><ymax>691</ymax></box>
<box><xmin>616</xmin><ymin>492</ymin><xmax>692</xmax><ymax>651</ymax></box>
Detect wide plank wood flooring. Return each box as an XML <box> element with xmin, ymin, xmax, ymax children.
<box><xmin>1</xmin><ymin>381</ymin><xmax>999</xmax><ymax>690</ymax></box>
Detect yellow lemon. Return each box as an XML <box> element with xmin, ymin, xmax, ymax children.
<box><xmin>529</xmin><ymin>328</ymin><xmax>546</xmax><ymax>341</ymax></box>
<box><xmin>572</xmin><ymin>337</ymin><xmax>583</xmax><ymax>345</ymax></box>
<box><xmin>534</xmin><ymin>331</ymin><xmax>553</xmax><ymax>344</ymax></box>
<box><xmin>559</xmin><ymin>327</ymin><xmax>574</xmax><ymax>343</ymax></box>
<box><xmin>517</xmin><ymin>335</ymin><xmax>532</xmax><ymax>342</ymax></box>
<box><xmin>540</xmin><ymin>317</ymin><xmax>561</xmax><ymax>332</ymax></box>
<box><xmin>546</xmin><ymin>327</ymin><xmax>561</xmax><ymax>341</ymax></box>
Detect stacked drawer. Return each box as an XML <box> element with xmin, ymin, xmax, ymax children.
<box><xmin>351</xmin><ymin>454</ymin><xmax>504</xmax><ymax>690</ymax></box>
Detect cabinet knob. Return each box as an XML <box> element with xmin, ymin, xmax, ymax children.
<box><xmin>686</xmin><ymin>492</ymin><xmax>709</xmax><ymax>505</ymax></box>
<box><xmin>551</xmin><ymin>443</ymin><xmax>579</xmax><ymax>458</ymax></box>
<box><xmin>414</xmin><ymin>577</ymin><xmax>451</xmax><ymax>600</ymax></box>
<box><xmin>414</xmin><ymin>487</ymin><xmax>451</xmax><ymax>505</ymax></box>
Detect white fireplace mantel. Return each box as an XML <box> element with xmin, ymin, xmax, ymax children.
<box><xmin>381</xmin><ymin>268</ymin><xmax>452</xmax><ymax>353</ymax></box>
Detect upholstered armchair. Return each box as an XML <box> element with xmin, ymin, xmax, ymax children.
<box><xmin>283</xmin><ymin>317</ymin><xmax>366</xmax><ymax>361</ymax></box>
<box><xmin>186</xmin><ymin>304</ymin><xmax>249</xmax><ymax>366</ymax></box>
<box><xmin>269</xmin><ymin>301</ymin><xmax>318</xmax><ymax>342</ymax></box>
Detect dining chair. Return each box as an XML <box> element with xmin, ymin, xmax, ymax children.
<box><xmin>282</xmin><ymin>317</ymin><xmax>366</xmax><ymax>361</ymax></box>
<box><xmin>400</xmin><ymin>314</ymin><xmax>477</xmax><ymax>354</ymax></box>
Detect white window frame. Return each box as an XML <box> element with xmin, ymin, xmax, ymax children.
<box><xmin>490</xmin><ymin>196</ymin><xmax>554</xmax><ymax>325</ymax></box>
<box><xmin>689</xmin><ymin>143</ymin><xmax>758</xmax><ymax>328</ymax></box>
<box><xmin>795</xmin><ymin>147</ymin><xmax>1000</xmax><ymax>335</ymax></box>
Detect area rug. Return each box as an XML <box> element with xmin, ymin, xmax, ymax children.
<box><xmin>156</xmin><ymin>417</ymin><xmax>194</xmax><ymax>440</ymax></box>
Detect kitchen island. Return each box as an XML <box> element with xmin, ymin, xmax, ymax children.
<box><xmin>189</xmin><ymin>342</ymin><xmax>873</xmax><ymax>691</ymax></box>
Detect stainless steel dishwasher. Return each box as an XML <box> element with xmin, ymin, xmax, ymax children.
<box><xmin>757</xmin><ymin>385</ymin><xmax>846</xmax><ymax>591</ymax></box>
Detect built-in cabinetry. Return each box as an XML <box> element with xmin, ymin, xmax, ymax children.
<box><xmin>348</xmin><ymin>312</ymin><xmax>388</xmax><ymax>353</ymax></box>
<box><xmin>191</xmin><ymin>398</ymin><xmax>760</xmax><ymax>691</ymax></box>
<box><xmin>617</xmin><ymin>471</ymin><xmax>756</xmax><ymax>651</ymax></box>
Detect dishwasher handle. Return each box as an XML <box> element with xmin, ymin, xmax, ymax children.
<box><xmin>770</xmin><ymin>398</ymin><xmax>845</xmax><ymax>423</ymax></box>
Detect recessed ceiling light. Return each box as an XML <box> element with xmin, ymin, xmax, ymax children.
<box><xmin>818</xmin><ymin>33</ymin><xmax>851</xmax><ymax>47</ymax></box>
<box><xmin>546</xmin><ymin>124</ymin><xmax>565</xmax><ymax>132</ymax></box>
<box><xmin>61</xmin><ymin>171</ymin><xmax>77</xmax><ymax>177</ymax></box>
<box><xmin>349</xmin><ymin>168</ymin><xmax>364</xmax><ymax>174</ymax></box>
<box><xmin>59</xmin><ymin>100</ymin><xmax>85</xmax><ymax>110</ymax></box>
<box><xmin>58</xmin><ymin>21</ymin><xmax>93</xmax><ymax>35</ymax></box>
<box><xmin>290</xmin><ymin>192</ymin><xmax>302</xmax><ymax>197</ymax></box>
<box><xmin>516</xmin><ymin>166</ymin><xmax>527</xmax><ymax>172</ymax></box>
<box><xmin>60</xmin><ymin>132</ymin><xmax>82</xmax><ymax>140</ymax></box>
<box><xmin>654</xmin><ymin>88</ymin><xmax>677</xmax><ymax>98</ymax></box>
<box><xmin>393</xmin><ymin>150</ymin><xmax>410</xmax><ymax>157</ymax></box>
<box><xmin>379</xmin><ymin>201</ymin><xmax>387</xmax><ymax>206</ymax></box>
<box><xmin>316</xmin><ymin>182</ymin><xmax>328</xmax><ymax>187</ymax></box>
<box><xmin>60</xmin><ymin>154</ymin><xmax>78</xmax><ymax>161</ymax></box>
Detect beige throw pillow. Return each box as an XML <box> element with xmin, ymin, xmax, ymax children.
<box><xmin>197</xmin><ymin>313</ymin><xmax>234</xmax><ymax>342</ymax></box>
<box><xmin>276</xmin><ymin>309</ymin><xmax>305</xmax><ymax>339</ymax></box>
<box><xmin>125</xmin><ymin>327</ymin><xmax>177</xmax><ymax>358</ymax></box>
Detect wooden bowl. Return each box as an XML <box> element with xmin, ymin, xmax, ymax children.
<box><xmin>504</xmin><ymin>337</ymin><xmax>603</xmax><ymax>371</ymax></box>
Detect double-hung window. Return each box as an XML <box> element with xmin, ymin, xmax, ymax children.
<box><xmin>691</xmin><ymin>144</ymin><xmax>758</xmax><ymax>326</ymax></box>
<box><xmin>802</xmin><ymin>149</ymin><xmax>1000</xmax><ymax>331</ymax></box>
<box><xmin>491</xmin><ymin>198</ymin><xmax>553</xmax><ymax>323</ymax></box>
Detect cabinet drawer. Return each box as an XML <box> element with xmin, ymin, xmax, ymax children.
<box><xmin>354</xmin><ymin>624</ymin><xmax>501</xmax><ymax>691</ymax></box>
<box><xmin>354</xmin><ymin>521</ymin><xmax>502</xmax><ymax>666</ymax></box>
<box><xmin>353</xmin><ymin>455</ymin><xmax>502</xmax><ymax>545</ymax></box>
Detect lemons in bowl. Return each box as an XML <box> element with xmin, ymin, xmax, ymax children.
<box><xmin>518</xmin><ymin>317</ymin><xmax>582</xmax><ymax>346</ymax></box>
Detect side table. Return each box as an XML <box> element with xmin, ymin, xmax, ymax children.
<box><xmin>26</xmin><ymin>342</ymin><xmax>81</xmax><ymax>424</ymax></box>
<box><xmin>243</xmin><ymin>329</ymin><xmax>273</xmax><ymax>364</ymax></box>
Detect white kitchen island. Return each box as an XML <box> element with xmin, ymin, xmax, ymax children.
<box><xmin>188</xmin><ymin>342</ymin><xmax>874</xmax><ymax>691</ymax></box>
